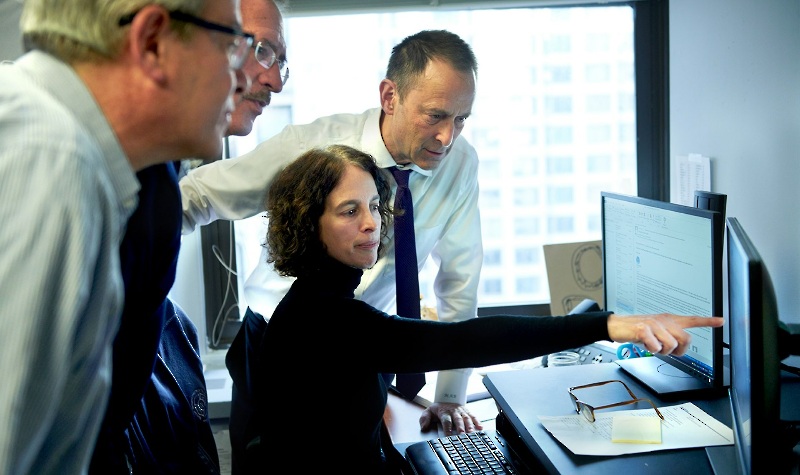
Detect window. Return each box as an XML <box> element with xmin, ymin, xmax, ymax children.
<box><xmin>586</xmin><ymin>124</ymin><xmax>612</xmax><ymax>144</ymax></box>
<box><xmin>545</xmin><ymin>126</ymin><xmax>573</xmax><ymax>145</ymax></box>
<box><xmin>587</xmin><ymin>154</ymin><xmax>612</xmax><ymax>173</ymax></box>
<box><xmin>586</xmin><ymin>94</ymin><xmax>612</xmax><ymax>113</ymax></box>
<box><xmin>585</xmin><ymin>64</ymin><xmax>611</xmax><ymax>83</ymax></box>
<box><xmin>201</xmin><ymin>0</ymin><xmax>669</xmax><ymax>344</ymax></box>
<box><xmin>546</xmin><ymin>186</ymin><xmax>574</xmax><ymax>205</ymax></box>
<box><xmin>543</xmin><ymin>34</ymin><xmax>571</xmax><ymax>54</ymax></box>
<box><xmin>544</xmin><ymin>65</ymin><xmax>572</xmax><ymax>84</ymax></box>
<box><xmin>545</xmin><ymin>96</ymin><xmax>573</xmax><ymax>114</ymax></box>
<box><xmin>483</xmin><ymin>249</ymin><xmax>502</xmax><ymax>266</ymax></box>
<box><xmin>480</xmin><ymin>189</ymin><xmax>502</xmax><ymax>208</ymax></box>
<box><xmin>513</xmin><ymin>187</ymin><xmax>539</xmax><ymax>207</ymax></box>
<box><xmin>546</xmin><ymin>156</ymin><xmax>573</xmax><ymax>175</ymax></box>
<box><xmin>515</xmin><ymin>247</ymin><xmax>540</xmax><ymax>265</ymax></box>
<box><xmin>515</xmin><ymin>276</ymin><xmax>540</xmax><ymax>294</ymax></box>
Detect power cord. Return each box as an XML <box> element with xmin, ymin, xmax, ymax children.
<box><xmin>207</xmin><ymin>136</ymin><xmax>242</xmax><ymax>348</ymax></box>
<box><xmin>209</xmin><ymin>203</ymin><xmax>241</xmax><ymax>348</ymax></box>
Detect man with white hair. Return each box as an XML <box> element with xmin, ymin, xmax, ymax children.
<box><xmin>88</xmin><ymin>1</ymin><xmax>288</xmax><ymax>473</ymax></box>
<box><xmin>0</xmin><ymin>0</ymin><xmax>249</xmax><ymax>473</ymax></box>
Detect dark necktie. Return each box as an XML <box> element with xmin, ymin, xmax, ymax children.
<box><xmin>389</xmin><ymin>166</ymin><xmax>426</xmax><ymax>399</ymax></box>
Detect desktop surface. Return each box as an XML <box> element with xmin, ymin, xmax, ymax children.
<box><xmin>392</xmin><ymin>355</ymin><xmax>800</xmax><ymax>475</ymax></box>
<box><xmin>705</xmin><ymin>365</ymin><xmax>800</xmax><ymax>475</ymax></box>
<box><xmin>483</xmin><ymin>363</ymin><xmax>731</xmax><ymax>475</ymax></box>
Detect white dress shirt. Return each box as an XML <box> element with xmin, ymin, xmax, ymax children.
<box><xmin>0</xmin><ymin>51</ymin><xmax>139</xmax><ymax>474</ymax></box>
<box><xmin>180</xmin><ymin>107</ymin><xmax>483</xmax><ymax>404</ymax></box>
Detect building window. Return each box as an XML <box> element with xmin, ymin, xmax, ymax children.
<box><xmin>513</xmin><ymin>187</ymin><xmax>539</xmax><ymax>207</ymax></box>
<box><xmin>482</xmin><ymin>278</ymin><xmax>503</xmax><ymax>295</ymax></box>
<box><xmin>515</xmin><ymin>247</ymin><xmax>541</xmax><ymax>265</ymax></box>
<box><xmin>515</xmin><ymin>276</ymin><xmax>540</xmax><ymax>294</ymax></box>
<box><xmin>483</xmin><ymin>249</ymin><xmax>502</xmax><ymax>267</ymax></box>
<box><xmin>544</xmin><ymin>65</ymin><xmax>572</xmax><ymax>84</ymax></box>
<box><xmin>546</xmin><ymin>186</ymin><xmax>574</xmax><ymax>205</ymax></box>
<box><xmin>481</xmin><ymin>189</ymin><xmax>502</xmax><ymax>208</ymax></box>
<box><xmin>545</xmin><ymin>126</ymin><xmax>573</xmax><ymax>145</ymax></box>
<box><xmin>544</xmin><ymin>95</ymin><xmax>572</xmax><ymax>114</ymax></box>
<box><xmin>543</xmin><ymin>34</ymin><xmax>571</xmax><ymax>54</ymax></box>
<box><xmin>547</xmin><ymin>216</ymin><xmax>575</xmax><ymax>234</ymax></box>
<box><xmin>587</xmin><ymin>154</ymin><xmax>612</xmax><ymax>173</ymax></box>
<box><xmin>546</xmin><ymin>156</ymin><xmax>573</xmax><ymax>175</ymax></box>
<box><xmin>585</xmin><ymin>64</ymin><xmax>611</xmax><ymax>83</ymax></box>
<box><xmin>586</xmin><ymin>94</ymin><xmax>612</xmax><ymax>113</ymax></box>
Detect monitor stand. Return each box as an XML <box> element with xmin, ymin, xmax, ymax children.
<box><xmin>614</xmin><ymin>357</ymin><xmax>728</xmax><ymax>400</ymax></box>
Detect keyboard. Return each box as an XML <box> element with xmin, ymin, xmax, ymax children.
<box><xmin>405</xmin><ymin>430</ymin><xmax>520</xmax><ymax>474</ymax></box>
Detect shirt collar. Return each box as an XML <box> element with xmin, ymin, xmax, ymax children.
<box><xmin>363</xmin><ymin>108</ymin><xmax>432</xmax><ymax>178</ymax></box>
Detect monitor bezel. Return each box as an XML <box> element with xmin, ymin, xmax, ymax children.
<box><xmin>726</xmin><ymin>217</ymin><xmax>782</xmax><ymax>474</ymax></box>
<box><xmin>600</xmin><ymin>192</ymin><xmax>725</xmax><ymax>389</ymax></box>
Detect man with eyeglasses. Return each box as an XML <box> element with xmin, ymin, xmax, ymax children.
<box><xmin>85</xmin><ymin>1</ymin><xmax>290</xmax><ymax>474</ymax></box>
<box><xmin>226</xmin><ymin>0</ymin><xmax>289</xmax><ymax>138</ymax></box>
<box><xmin>0</xmin><ymin>0</ymin><xmax>251</xmax><ymax>473</ymax></box>
<box><xmin>0</xmin><ymin>0</ymin><xmax>251</xmax><ymax>474</ymax></box>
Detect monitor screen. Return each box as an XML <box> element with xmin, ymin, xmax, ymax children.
<box><xmin>726</xmin><ymin>217</ymin><xmax>782</xmax><ymax>474</ymax></box>
<box><xmin>601</xmin><ymin>192</ymin><xmax>725</xmax><ymax>397</ymax></box>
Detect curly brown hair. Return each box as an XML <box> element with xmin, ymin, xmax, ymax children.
<box><xmin>264</xmin><ymin>144</ymin><xmax>394</xmax><ymax>278</ymax></box>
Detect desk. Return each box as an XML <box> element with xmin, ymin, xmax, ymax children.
<box><xmin>384</xmin><ymin>392</ymin><xmax>435</xmax><ymax>444</ymax></box>
<box><xmin>386</xmin><ymin>364</ymin><xmax>728</xmax><ymax>473</ymax></box>
<box><xmin>389</xmin><ymin>361</ymin><xmax>800</xmax><ymax>474</ymax></box>
<box><xmin>484</xmin><ymin>363</ymin><xmax>731</xmax><ymax>474</ymax></box>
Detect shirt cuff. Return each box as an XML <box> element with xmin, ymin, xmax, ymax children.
<box><xmin>433</xmin><ymin>368</ymin><xmax>473</xmax><ymax>405</ymax></box>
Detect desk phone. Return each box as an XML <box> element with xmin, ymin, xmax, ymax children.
<box><xmin>543</xmin><ymin>340</ymin><xmax>620</xmax><ymax>367</ymax></box>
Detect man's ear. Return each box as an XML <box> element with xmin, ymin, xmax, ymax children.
<box><xmin>379</xmin><ymin>78</ymin><xmax>397</xmax><ymax>115</ymax></box>
<box><xmin>124</xmin><ymin>5</ymin><xmax>172</xmax><ymax>84</ymax></box>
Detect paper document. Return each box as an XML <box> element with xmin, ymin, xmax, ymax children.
<box><xmin>538</xmin><ymin>402</ymin><xmax>733</xmax><ymax>456</ymax></box>
<box><xmin>671</xmin><ymin>153</ymin><xmax>712</xmax><ymax>206</ymax></box>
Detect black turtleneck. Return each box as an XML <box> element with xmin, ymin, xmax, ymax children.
<box><xmin>238</xmin><ymin>254</ymin><xmax>611</xmax><ymax>473</ymax></box>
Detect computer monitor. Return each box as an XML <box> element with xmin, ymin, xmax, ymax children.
<box><xmin>726</xmin><ymin>217</ymin><xmax>782</xmax><ymax>474</ymax></box>
<box><xmin>601</xmin><ymin>192</ymin><xmax>725</xmax><ymax>399</ymax></box>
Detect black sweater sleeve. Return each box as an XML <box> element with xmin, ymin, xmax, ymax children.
<box><xmin>365</xmin><ymin>306</ymin><xmax>613</xmax><ymax>374</ymax></box>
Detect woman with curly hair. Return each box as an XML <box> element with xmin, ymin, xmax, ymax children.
<box><xmin>229</xmin><ymin>144</ymin><xmax>722</xmax><ymax>474</ymax></box>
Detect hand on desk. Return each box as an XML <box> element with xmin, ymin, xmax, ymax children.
<box><xmin>607</xmin><ymin>314</ymin><xmax>724</xmax><ymax>356</ymax></box>
<box><xmin>419</xmin><ymin>402</ymin><xmax>484</xmax><ymax>436</ymax></box>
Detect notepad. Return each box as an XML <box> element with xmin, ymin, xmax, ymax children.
<box><xmin>611</xmin><ymin>416</ymin><xmax>662</xmax><ymax>444</ymax></box>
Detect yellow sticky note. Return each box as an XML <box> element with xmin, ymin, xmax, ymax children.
<box><xmin>611</xmin><ymin>416</ymin><xmax>662</xmax><ymax>444</ymax></box>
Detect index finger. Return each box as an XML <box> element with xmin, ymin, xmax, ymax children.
<box><xmin>679</xmin><ymin>316</ymin><xmax>724</xmax><ymax>328</ymax></box>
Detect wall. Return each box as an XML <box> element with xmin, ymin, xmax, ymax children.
<box><xmin>670</xmin><ymin>0</ymin><xmax>800</xmax><ymax>323</ymax></box>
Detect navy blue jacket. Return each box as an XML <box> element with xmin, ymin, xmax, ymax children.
<box><xmin>89</xmin><ymin>162</ymin><xmax>218</xmax><ymax>474</ymax></box>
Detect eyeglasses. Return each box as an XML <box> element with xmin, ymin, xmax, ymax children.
<box><xmin>119</xmin><ymin>10</ymin><xmax>255</xmax><ymax>70</ymax></box>
<box><xmin>568</xmin><ymin>380</ymin><xmax>664</xmax><ymax>423</ymax></box>
<box><xmin>253</xmin><ymin>41</ymin><xmax>290</xmax><ymax>84</ymax></box>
